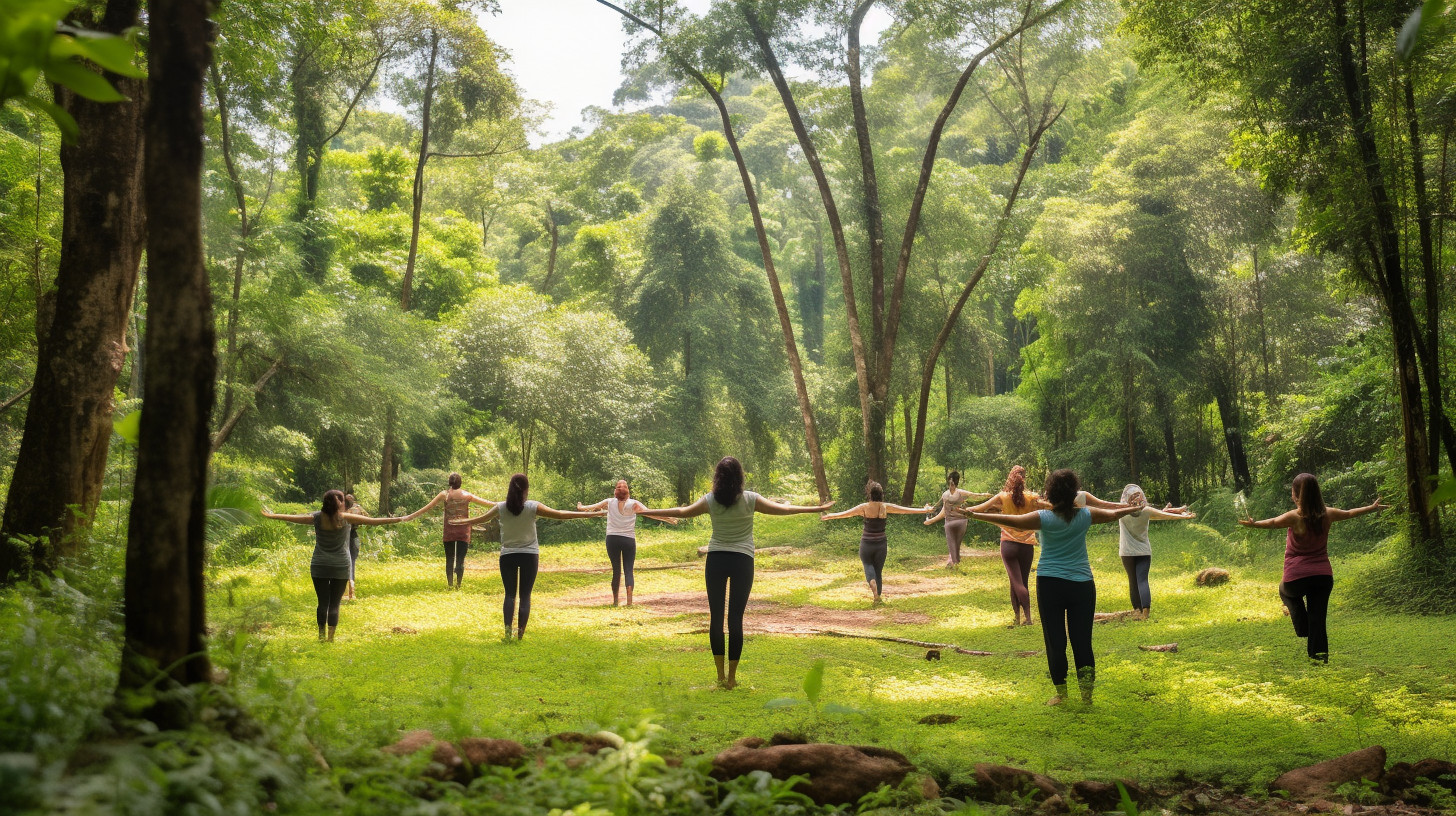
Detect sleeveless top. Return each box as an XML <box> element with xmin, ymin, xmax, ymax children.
<box><xmin>310</xmin><ymin>512</ymin><xmax>353</xmax><ymax>579</ymax></box>
<box><xmin>861</xmin><ymin>514</ymin><xmax>887</xmax><ymax>545</ymax></box>
<box><xmin>1035</xmin><ymin>508</ymin><xmax>1093</xmax><ymax>582</ymax></box>
<box><xmin>606</xmin><ymin>498</ymin><xmax>642</xmax><ymax>538</ymax></box>
<box><xmin>442</xmin><ymin>491</ymin><xmax>473</xmax><ymax>543</ymax></box>
<box><xmin>706</xmin><ymin>491</ymin><xmax>760</xmax><ymax>557</ymax></box>
<box><xmin>1119</xmin><ymin>509</ymin><xmax>1153</xmax><ymax>557</ymax></box>
<box><xmin>1284</xmin><ymin>517</ymin><xmax>1332</xmax><ymax>583</ymax></box>
<box><xmin>942</xmin><ymin>490</ymin><xmax>968</xmax><ymax>520</ymax></box>
<box><xmin>498</xmin><ymin>500</ymin><xmax>540</xmax><ymax>556</ymax></box>
<box><xmin>997</xmin><ymin>491</ymin><xmax>1040</xmax><ymax>545</ymax></box>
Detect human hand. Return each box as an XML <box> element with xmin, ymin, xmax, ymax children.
<box><xmin>1237</xmin><ymin>518</ymin><xmax>1255</xmax><ymax>527</ymax></box>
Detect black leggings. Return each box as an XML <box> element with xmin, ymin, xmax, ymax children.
<box><xmin>606</xmin><ymin>535</ymin><xmax>636</xmax><ymax>593</ymax></box>
<box><xmin>312</xmin><ymin>577</ymin><xmax>348</xmax><ymax>631</ymax></box>
<box><xmin>859</xmin><ymin>540</ymin><xmax>887</xmax><ymax>594</ymax></box>
<box><xmin>444</xmin><ymin>540</ymin><xmax>467</xmax><ymax>583</ymax></box>
<box><xmin>1000</xmin><ymin>539</ymin><xmax>1034</xmax><ymax>620</ymax></box>
<box><xmin>1121</xmin><ymin>554</ymin><xmax>1152</xmax><ymax>610</ymax></box>
<box><xmin>348</xmin><ymin>539</ymin><xmax>360</xmax><ymax>583</ymax></box>
<box><xmin>500</xmin><ymin>553</ymin><xmax>540</xmax><ymax>631</ymax></box>
<box><xmin>705</xmin><ymin>551</ymin><xmax>755</xmax><ymax>661</ymax></box>
<box><xmin>1279</xmin><ymin>574</ymin><xmax>1334</xmax><ymax>660</ymax></box>
<box><xmin>1036</xmin><ymin>576</ymin><xmax>1096</xmax><ymax>686</ymax></box>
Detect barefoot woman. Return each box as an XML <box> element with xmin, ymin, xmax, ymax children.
<box><xmin>821</xmin><ymin>481</ymin><xmax>930</xmax><ymax>603</ymax></box>
<box><xmin>577</xmin><ymin>479</ymin><xmax>679</xmax><ymax>606</ymax></box>
<box><xmin>961</xmin><ymin>466</ymin><xmax>1050</xmax><ymax>626</ymax></box>
<box><xmin>638</xmin><ymin>457</ymin><xmax>831</xmax><ymax>688</ymax></box>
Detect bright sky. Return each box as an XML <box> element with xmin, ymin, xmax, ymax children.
<box><xmin>483</xmin><ymin>0</ymin><xmax>891</xmax><ymax>145</ymax></box>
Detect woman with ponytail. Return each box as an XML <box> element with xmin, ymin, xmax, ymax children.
<box><xmin>406</xmin><ymin>473</ymin><xmax>496</xmax><ymax>589</ymax></box>
<box><xmin>924</xmin><ymin>471</ymin><xmax>992</xmax><ymax>566</ymax></box>
<box><xmin>821</xmin><ymin>481</ymin><xmax>932</xmax><ymax>603</ymax></box>
<box><xmin>960</xmin><ymin>466</ymin><xmax>1052</xmax><ymax>626</ymax></box>
<box><xmin>1239</xmin><ymin>474</ymin><xmax>1385</xmax><ymax>662</ymax></box>
<box><xmin>263</xmin><ymin>490</ymin><xmax>410</xmax><ymax>641</ymax></box>
<box><xmin>965</xmin><ymin>469</ymin><xmax>1141</xmax><ymax>705</ymax></box>
<box><xmin>458</xmin><ymin>474</ymin><xmax>604</xmax><ymax>641</ymax></box>
<box><xmin>637</xmin><ymin>456</ymin><xmax>831</xmax><ymax>689</ymax></box>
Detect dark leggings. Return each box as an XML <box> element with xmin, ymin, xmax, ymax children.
<box><xmin>348</xmin><ymin>539</ymin><xmax>360</xmax><ymax>583</ymax></box>
<box><xmin>1036</xmin><ymin>576</ymin><xmax>1096</xmax><ymax>686</ymax></box>
<box><xmin>1000</xmin><ymin>539</ymin><xmax>1034</xmax><ymax>620</ymax></box>
<box><xmin>1121</xmin><ymin>554</ymin><xmax>1152</xmax><ymax>610</ymax></box>
<box><xmin>444</xmin><ymin>540</ymin><xmax>467</xmax><ymax>584</ymax></box>
<box><xmin>705</xmin><ymin>551</ymin><xmax>755</xmax><ymax>661</ymax></box>
<box><xmin>606</xmin><ymin>535</ymin><xmax>636</xmax><ymax>593</ymax></box>
<box><xmin>859</xmin><ymin>540</ymin><xmax>887</xmax><ymax>594</ymax></box>
<box><xmin>1279</xmin><ymin>574</ymin><xmax>1334</xmax><ymax>660</ymax></box>
<box><xmin>312</xmin><ymin>577</ymin><xmax>348</xmax><ymax>631</ymax></box>
<box><xmin>500</xmin><ymin>553</ymin><xmax>540</xmax><ymax>632</ymax></box>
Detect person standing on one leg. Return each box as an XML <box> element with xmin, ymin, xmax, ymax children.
<box><xmin>1239</xmin><ymin>474</ymin><xmax>1385</xmax><ymax>663</ymax></box>
<box><xmin>263</xmin><ymin>490</ymin><xmax>410</xmax><ymax>641</ymax></box>
<box><xmin>966</xmin><ymin>470</ymin><xmax>1139</xmax><ymax>705</ymax></box>
<box><xmin>637</xmin><ymin>456</ymin><xmax>831</xmax><ymax>689</ymax></box>
<box><xmin>924</xmin><ymin>471</ymin><xmax>992</xmax><ymax>567</ymax></box>
<box><xmin>460</xmin><ymin>474</ymin><xmax>603</xmax><ymax>641</ymax></box>
<box><xmin>1113</xmin><ymin>484</ymin><xmax>1195</xmax><ymax>620</ymax></box>
<box><xmin>961</xmin><ymin>466</ymin><xmax>1051</xmax><ymax>626</ymax></box>
<box><xmin>405</xmin><ymin>473</ymin><xmax>495</xmax><ymax>589</ymax></box>
<box><xmin>821</xmin><ymin>481</ymin><xmax>932</xmax><ymax>604</ymax></box>
<box><xmin>578</xmin><ymin>479</ymin><xmax>679</xmax><ymax>606</ymax></box>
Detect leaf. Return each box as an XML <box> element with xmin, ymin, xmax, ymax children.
<box><xmin>50</xmin><ymin>33</ymin><xmax>145</xmax><ymax>78</ymax></box>
<box><xmin>113</xmin><ymin>409</ymin><xmax>141</xmax><ymax>446</ymax></box>
<box><xmin>1431</xmin><ymin>476</ymin><xmax>1456</xmax><ymax>506</ymax></box>
<box><xmin>1397</xmin><ymin>8</ymin><xmax>1424</xmax><ymax>59</ymax></box>
<box><xmin>14</xmin><ymin>94</ymin><xmax>78</xmax><ymax>143</ymax></box>
<box><xmin>802</xmin><ymin>658</ymin><xmax>824</xmax><ymax>707</ymax></box>
<box><xmin>43</xmin><ymin>60</ymin><xmax>126</xmax><ymax>102</ymax></box>
<box><xmin>762</xmin><ymin>698</ymin><xmax>803</xmax><ymax>709</ymax></box>
<box><xmin>1116</xmin><ymin>782</ymin><xmax>1140</xmax><ymax>816</ymax></box>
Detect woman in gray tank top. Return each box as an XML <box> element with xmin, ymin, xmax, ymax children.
<box><xmin>635</xmin><ymin>456</ymin><xmax>831</xmax><ymax>689</ymax></box>
<box><xmin>263</xmin><ymin>489</ymin><xmax>411</xmax><ymax>641</ymax></box>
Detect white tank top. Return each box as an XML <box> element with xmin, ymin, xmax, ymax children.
<box><xmin>606</xmin><ymin>498</ymin><xmax>641</xmax><ymax>538</ymax></box>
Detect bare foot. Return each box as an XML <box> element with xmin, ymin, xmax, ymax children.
<box><xmin>723</xmin><ymin>678</ymin><xmax>738</xmax><ymax>690</ymax></box>
<box><xmin>1046</xmin><ymin>695</ymin><xmax>1064</xmax><ymax>706</ymax></box>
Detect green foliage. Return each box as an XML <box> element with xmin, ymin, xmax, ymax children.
<box><xmin>692</xmin><ymin>130</ymin><xmax>727</xmax><ymax>162</ymax></box>
<box><xmin>0</xmin><ymin>0</ymin><xmax>143</xmax><ymax>141</ymax></box>
<box><xmin>931</xmin><ymin>396</ymin><xmax>1043</xmax><ymax>477</ymax></box>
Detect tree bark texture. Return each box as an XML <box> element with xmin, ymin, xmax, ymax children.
<box><xmin>119</xmin><ymin>0</ymin><xmax>217</xmax><ymax>708</ymax></box>
<box><xmin>0</xmin><ymin>0</ymin><xmax>145</xmax><ymax>583</ymax></box>
<box><xmin>401</xmin><ymin>29</ymin><xmax>439</xmax><ymax>313</ymax></box>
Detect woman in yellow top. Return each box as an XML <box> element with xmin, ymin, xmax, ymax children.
<box><xmin>960</xmin><ymin>465</ymin><xmax>1051</xmax><ymax>625</ymax></box>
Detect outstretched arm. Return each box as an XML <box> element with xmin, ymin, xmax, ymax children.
<box><xmin>537</xmin><ymin>504</ymin><xmax>606</xmax><ymax>520</ymax></box>
<box><xmin>468</xmin><ymin>493</ymin><xmax>496</xmax><ymax>508</ymax></box>
<box><xmin>577</xmin><ymin>498</ymin><xmax>609</xmax><ymax>512</ymax></box>
<box><xmin>756</xmin><ymin>496</ymin><xmax>835</xmax><ymax>516</ymax></box>
<box><xmin>1080</xmin><ymin>491</ymin><xmax>1124</xmax><ymax>510</ymax></box>
<box><xmin>1090</xmin><ymin>506</ymin><xmax>1143</xmax><ymax>525</ymax></box>
<box><xmin>1238</xmin><ymin>509</ymin><xmax>1301</xmax><ymax>529</ymax></box>
<box><xmin>924</xmin><ymin>506</ymin><xmax>946</xmax><ymax>525</ymax></box>
<box><xmin>403</xmin><ymin>490</ymin><xmax>447</xmax><ymax>520</ymax></box>
<box><xmin>636</xmin><ymin>497</ymin><xmax>710</xmax><ymax>519</ymax></box>
<box><xmin>821</xmin><ymin>503</ymin><xmax>866</xmax><ymax>521</ymax></box>
<box><xmin>261</xmin><ymin>507</ymin><xmax>314</xmax><ymax>524</ymax></box>
<box><xmin>342</xmin><ymin>512</ymin><xmax>405</xmax><ymax>526</ymax></box>
<box><xmin>1146</xmin><ymin>507</ymin><xmax>1196</xmax><ymax>521</ymax></box>
<box><xmin>967</xmin><ymin>509</ymin><xmax>1041</xmax><ymax>530</ymax></box>
<box><xmin>886</xmin><ymin>503</ymin><xmax>934</xmax><ymax>515</ymax></box>
<box><xmin>1326</xmin><ymin>499</ymin><xmax>1389</xmax><ymax>523</ymax></box>
<box><xmin>460</xmin><ymin>504</ymin><xmax>501</xmax><ymax>526</ymax></box>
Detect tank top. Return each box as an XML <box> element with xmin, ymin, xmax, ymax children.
<box><xmin>1119</xmin><ymin>509</ymin><xmax>1153</xmax><ymax>556</ymax></box>
<box><xmin>442</xmin><ymin>491</ymin><xmax>473</xmax><ymax>543</ymax></box>
<box><xmin>1283</xmin><ymin>517</ymin><xmax>1332</xmax><ymax>583</ymax></box>
<box><xmin>861</xmin><ymin>514</ymin><xmax>887</xmax><ymax>545</ymax></box>
<box><xmin>310</xmin><ymin>512</ymin><xmax>353</xmax><ymax>578</ymax></box>
<box><xmin>1036</xmin><ymin>508</ymin><xmax>1093</xmax><ymax>581</ymax></box>
<box><xmin>942</xmin><ymin>489</ymin><xmax>968</xmax><ymax>517</ymax></box>
<box><xmin>606</xmin><ymin>498</ymin><xmax>641</xmax><ymax>538</ymax></box>
<box><xmin>997</xmin><ymin>491</ymin><xmax>1040</xmax><ymax>545</ymax></box>
<box><xmin>499</xmin><ymin>500</ymin><xmax>540</xmax><ymax>556</ymax></box>
<box><xmin>706</xmin><ymin>491</ymin><xmax>759</xmax><ymax>557</ymax></box>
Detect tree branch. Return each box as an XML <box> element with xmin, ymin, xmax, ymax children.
<box><xmin>210</xmin><ymin>356</ymin><xmax>283</xmax><ymax>453</ymax></box>
<box><xmin>0</xmin><ymin>384</ymin><xmax>32</xmax><ymax>415</ymax></box>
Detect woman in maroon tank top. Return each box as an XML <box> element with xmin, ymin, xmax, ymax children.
<box><xmin>405</xmin><ymin>472</ymin><xmax>496</xmax><ymax>589</ymax></box>
<box><xmin>1239</xmin><ymin>473</ymin><xmax>1386</xmax><ymax>662</ymax></box>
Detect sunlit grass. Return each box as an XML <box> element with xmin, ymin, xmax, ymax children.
<box><xmin>211</xmin><ymin>514</ymin><xmax>1456</xmax><ymax>784</ymax></box>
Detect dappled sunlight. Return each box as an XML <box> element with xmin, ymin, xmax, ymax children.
<box><xmin>865</xmin><ymin>669</ymin><xmax>1022</xmax><ymax>704</ymax></box>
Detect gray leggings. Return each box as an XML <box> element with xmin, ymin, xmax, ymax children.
<box><xmin>1121</xmin><ymin>555</ymin><xmax>1151</xmax><ymax>610</ymax></box>
<box><xmin>944</xmin><ymin>518</ymin><xmax>968</xmax><ymax>564</ymax></box>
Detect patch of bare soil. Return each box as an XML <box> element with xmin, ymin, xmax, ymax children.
<box><xmin>877</xmin><ymin>575</ymin><xmax>960</xmax><ymax>598</ymax></box>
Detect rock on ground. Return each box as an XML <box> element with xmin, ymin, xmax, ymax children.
<box><xmin>457</xmin><ymin>737</ymin><xmax>527</xmax><ymax>769</ymax></box>
<box><xmin>1196</xmin><ymin>568</ymin><xmax>1231</xmax><ymax>586</ymax></box>
<box><xmin>971</xmin><ymin>763</ymin><xmax>1065</xmax><ymax>802</ymax></box>
<box><xmin>711</xmin><ymin>741</ymin><xmax>916</xmax><ymax>806</ymax></box>
<box><xmin>381</xmin><ymin>730</ymin><xmax>465</xmax><ymax>782</ymax></box>
<box><xmin>1274</xmin><ymin>746</ymin><xmax>1386</xmax><ymax>798</ymax></box>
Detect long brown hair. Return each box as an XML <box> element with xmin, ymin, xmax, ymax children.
<box><xmin>1043</xmin><ymin>469</ymin><xmax>1081</xmax><ymax>521</ymax></box>
<box><xmin>712</xmin><ymin>457</ymin><xmax>745</xmax><ymax>507</ymax></box>
<box><xmin>1293</xmin><ymin>473</ymin><xmax>1327</xmax><ymax>531</ymax></box>
<box><xmin>505</xmin><ymin>473</ymin><xmax>528</xmax><ymax>516</ymax></box>
<box><xmin>321</xmin><ymin>489</ymin><xmax>345</xmax><ymax>517</ymax></box>
<box><xmin>1005</xmin><ymin>465</ymin><xmax>1028</xmax><ymax>510</ymax></box>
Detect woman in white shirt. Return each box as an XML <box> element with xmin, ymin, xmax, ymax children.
<box><xmin>578</xmin><ymin>479</ymin><xmax>678</xmax><ymax>606</ymax></box>
<box><xmin>1111</xmin><ymin>484</ymin><xmax>1195</xmax><ymax>620</ymax></box>
<box><xmin>637</xmin><ymin>457</ymin><xmax>830</xmax><ymax>689</ymax></box>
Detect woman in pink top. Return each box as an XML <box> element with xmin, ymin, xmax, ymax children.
<box><xmin>1239</xmin><ymin>473</ymin><xmax>1386</xmax><ymax>662</ymax></box>
<box><xmin>407</xmin><ymin>473</ymin><xmax>496</xmax><ymax>589</ymax></box>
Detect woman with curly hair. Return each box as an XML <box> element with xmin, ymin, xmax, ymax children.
<box><xmin>960</xmin><ymin>466</ymin><xmax>1051</xmax><ymax>626</ymax></box>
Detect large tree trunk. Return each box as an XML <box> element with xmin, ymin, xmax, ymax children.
<box><xmin>0</xmin><ymin>0</ymin><xmax>145</xmax><ymax>583</ymax></box>
<box><xmin>1156</xmin><ymin>387</ymin><xmax>1181</xmax><ymax>506</ymax></box>
<box><xmin>291</xmin><ymin>53</ymin><xmax>328</xmax><ymax>283</ymax></box>
<box><xmin>378</xmin><ymin>406</ymin><xmax>396</xmax><ymax>515</ymax></box>
<box><xmin>210</xmin><ymin>63</ymin><xmax>250</xmax><ymax>428</ymax></box>
<box><xmin>401</xmin><ymin>29</ymin><xmax>439</xmax><ymax>313</ymax></box>
<box><xmin>1213</xmin><ymin>382</ymin><xmax>1252</xmax><ymax>492</ymax></box>
<box><xmin>118</xmin><ymin>0</ymin><xmax>217</xmax><ymax>720</ymax></box>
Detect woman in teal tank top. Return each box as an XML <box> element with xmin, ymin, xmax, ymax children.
<box><xmin>966</xmin><ymin>470</ymin><xmax>1140</xmax><ymax>706</ymax></box>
